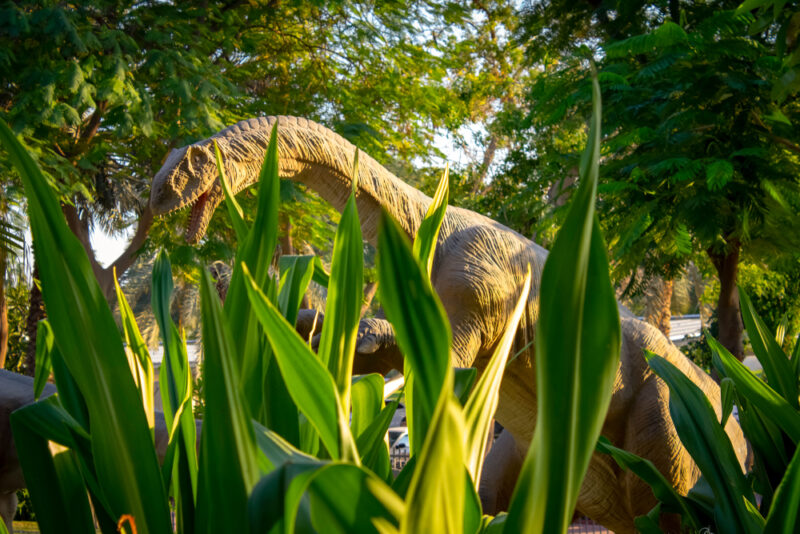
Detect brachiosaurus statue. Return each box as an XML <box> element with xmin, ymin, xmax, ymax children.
<box><xmin>150</xmin><ymin>116</ymin><xmax>747</xmax><ymax>533</ymax></box>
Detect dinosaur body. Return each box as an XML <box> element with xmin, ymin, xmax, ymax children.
<box><xmin>151</xmin><ymin>116</ymin><xmax>747</xmax><ymax>532</ymax></box>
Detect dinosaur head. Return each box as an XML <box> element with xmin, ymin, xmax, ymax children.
<box><xmin>150</xmin><ymin>141</ymin><xmax>226</xmax><ymax>243</ymax></box>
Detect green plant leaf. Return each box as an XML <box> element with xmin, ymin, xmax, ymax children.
<box><xmin>378</xmin><ymin>212</ymin><xmax>451</xmax><ymax>453</ymax></box>
<box><xmin>242</xmin><ymin>262</ymin><xmax>357</xmax><ymax>462</ymax></box>
<box><xmin>9</xmin><ymin>409</ymin><xmax>95</xmax><ymax>534</ymax></box>
<box><xmin>151</xmin><ymin>251</ymin><xmax>197</xmax><ymax>532</ymax></box>
<box><xmin>252</xmin><ymin>419</ymin><xmax>318</xmax><ymax>468</ymax></box>
<box><xmin>633</xmin><ymin>504</ymin><xmax>664</xmax><ymax>534</ymax></box>
<box><xmin>223</xmin><ymin>120</ymin><xmax>280</xmax><ymax>417</ymax></box>
<box><xmin>49</xmin><ymin>347</ymin><xmax>89</xmax><ymax>431</ymax></box>
<box><xmin>352</xmin><ymin>373</ymin><xmax>385</xmax><ymax>439</ymax></box>
<box><xmin>464</xmin><ymin>267</ymin><xmax>531</xmax><ymax>486</ymax></box>
<box><xmin>317</xmin><ymin>189</ymin><xmax>363</xmax><ymax>416</ymax></box>
<box><xmin>596</xmin><ymin>436</ymin><xmax>700</xmax><ymax>528</ymax></box>
<box><xmin>401</xmin><ymin>395</ymin><xmax>465</xmax><ymax>534</ymax></box>
<box><xmin>412</xmin><ymin>164</ymin><xmax>448</xmax><ymax>277</ymax></box>
<box><xmin>114</xmin><ymin>269</ymin><xmax>155</xmax><ymax>432</ymax></box>
<box><xmin>355</xmin><ymin>400</ymin><xmax>398</xmax><ymax>481</ymax></box>
<box><xmin>0</xmin><ymin>116</ymin><xmax>171</xmax><ymax>533</ymax></box>
<box><xmin>505</xmin><ymin>72</ymin><xmax>621</xmax><ymax>534</ymax></box>
<box><xmin>708</xmin><ymin>335</ymin><xmax>800</xmax><ymax>443</ymax></box>
<box><xmin>764</xmin><ymin>441</ymin><xmax>800</xmax><ymax>532</ymax></box>
<box><xmin>735</xmin><ymin>394</ymin><xmax>788</xmax><ymax>499</ymax></box>
<box><xmin>307</xmin><ymin>464</ymin><xmax>404</xmax><ymax>534</ymax></box>
<box><xmin>739</xmin><ymin>288</ymin><xmax>799</xmax><ymax>407</ymax></box>
<box><xmin>312</xmin><ymin>256</ymin><xmax>330</xmax><ymax>288</ymax></box>
<box><xmin>647</xmin><ymin>353</ymin><xmax>758</xmax><ymax>534</ymax></box>
<box><xmin>33</xmin><ymin>320</ymin><xmax>54</xmax><ymax>401</ymax></box>
<box><xmin>214</xmin><ymin>139</ymin><xmax>248</xmax><ymax>241</ymax></box>
<box><xmin>453</xmin><ymin>368</ymin><xmax>477</xmax><ymax>406</ymax></box>
<box><xmin>720</xmin><ymin>377</ymin><xmax>735</xmax><ymax>427</ymax></box>
<box><xmin>248</xmin><ymin>461</ymin><xmax>319</xmax><ymax>534</ymax></box>
<box><xmin>196</xmin><ymin>268</ymin><xmax>262</xmax><ymax>534</ymax></box>
<box><xmin>278</xmin><ymin>255</ymin><xmax>316</xmax><ymax>326</ymax></box>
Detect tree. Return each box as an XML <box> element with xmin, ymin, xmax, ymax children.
<box><xmin>502</xmin><ymin>2</ymin><xmax>800</xmax><ymax>358</ymax></box>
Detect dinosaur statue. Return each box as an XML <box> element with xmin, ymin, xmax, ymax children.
<box><xmin>150</xmin><ymin>116</ymin><xmax>747</xmax><ymax>533</ymax></box>
<box><xmin>0</xmin><ymin>369</ymin><xmax>199</xmax><ymax>534</ymax></box>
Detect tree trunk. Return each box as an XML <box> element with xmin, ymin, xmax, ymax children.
<box><xmin>24</xmin><ymin>263</ymin><xmax>45</xmax><ymax>376</ymax></box>
<box><xmin>708</xmin><ymin>243</ymin><xmax>744</xmax><ymax>360</ymax></box>
<box><xmin>62</xmin><ymin>202</ymin><xmax>153</xmax><ymax>302</ymax></box>
<box><xmin>472</xmin><ymin>135</ymin><xmax>498</xmax><ymax>194</ymax></box>
<box><xmin>644</xmin><ymin>277</ymin><xmax>673</xmax><ymax>338</ymax></box>
<box><xmin>0</xmin><ymin>248</ymin><xmax>7</xmax><ymax>369</ymax></box>
<box><xmin>279</xmin><ymin>217</ymin><xmax>295</xmax><ymax>256</ymax></box>
<box><xmin>360</xmin><ymin>281</ymin><xmax>378</xmax><ymax>318</ymax></box>
<box><xmin>658</xmin><ymin>279</ymin><xmax>673</xmax><ymax>338</ymax></box>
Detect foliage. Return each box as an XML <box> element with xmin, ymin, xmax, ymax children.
<box><xmin>499</xmin><ymin>1</ymin><xmax>800</xmax><ymax>358</ymax></box>
<box><xmin>3</xmin><ymin>282</ymin><xmax>29</xmax><ymax>372</ymax></box>
<box><xmin>13</xmin><ymin>490</ymin><xmax>34</xmax><ymax>522</ymax></box>
<box><xmin>738</xmin><ymin>261</ymin><xmax>800</xmax><ymax>354</ymax></box>
<box><xmin>0</xmin><ymin>0</ymin><xmax>525</xmax><ymax>283</ymax></box>
<box><xmin>600</xmin><ymin>287</ymin><xmax>800</xmax><ymax>532</ymax></box>
<box><xmin>3</xmin><ymin>77</ymin><xmax>621</xmax><ymax>534</ymax></box>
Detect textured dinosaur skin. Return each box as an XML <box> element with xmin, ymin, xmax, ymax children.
<box><xmin>151</xmin><ymin>116</ymin><xmax>747</xmax><ymax>533</ymax></box>
<box><xmin>0</xmin><ymin>370</ymin><xmax>199</xmax><ymax>534</ymax></box>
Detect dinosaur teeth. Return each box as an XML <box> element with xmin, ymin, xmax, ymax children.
<box><xmin>186</xmin><ymin>190</ymin><xmax>210</xmax><ymax>242</ymax></box>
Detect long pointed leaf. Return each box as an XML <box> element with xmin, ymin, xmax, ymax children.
<box><xmin>114</xmin><ymin>270</ymin><xmax>155</xmax><ymax>431</ymax></box>
<box><xmin>317</xmin><ymin>188</ymin><xmax>363</xmax><ymax>417</ymax></box>
<box><xmin>647</xmin><ymin>353</ymin><xmax>758</xmax><ymax>534</ymax></box>
<box><xmin>10</xmin><ymin>402</ymin><xmax>101</xmax><ymax>534</ymax></box>
<box><xmin>708</xmin><ymin>335</ymin><xmax>800</xmax><ymax>443</ymax></box>
<box><xmin>412</xmin><ymin>165</ymin><xmax>449</xmax><ymax>277</ymax></box>
<box><xmin>278</xmin><ymin>255</ymin><xmax>315</xmax><ymax>326</ymax></box>
<box><xmin>764</xmin><ymin>440</ymin><xmax>800</xmax><ymax>532</ymax></box>
<box><xmin>307</xmin><ymin>464</ymin><xmax>404</xmax><ymax>534</ymax></box>
<box><xmin>355</xmin><ymin>400</ymin><xmax>398</xmax><ymax>481</ymax></box>
<box><xmin>378</xmin><ymin>213</ymin><xmax>451</xmax><ymax>453</ymax></box>
<box><xmin>213</xmin><ymin>139</ymin><xmax>248</xmax><ymax>241</ymax></box>
<box><xmin>223</xmin><ymin>121</ymin><xmax>280</xmax><ymax>417</ymax></box>
<box><xmin>196</xmin><ymin>268</ymin><xmax>261</xmax><ymax>533</ymax></box>
<box><xmin>739</xmin><ymin>288</ymin><xmax>798</xmax><ymax>407</ymax></box>
<box><xmin>401</xmin><ymin>394</ymin><xmax>465</xmax><ymax>534</ymax></box>
<box><xmin>151</xmin><ymin>252</ymin><xmax>197</xmax><ymax>532</ymax></box>
<box><xmin>596</xmin><ymin>436</ymin><xmax>700</xmax><ymax>528</ymax></box>
<box><xmin>505</xmin><ymin>72</ymin><xmax>620</xmax><ymax>534</ymax></box>
<box><xmin>463</xmin><ymin>268</ymin><xmax>531</xmax><ymax>486</ymax></box>
<box><xmin>352</xmin><ymin>374</ymin><xmax>385</xmax><ymax>439</ymax></box>
<box><xmin>33</xmin><ymin>320</ymin><xmax>54</xmax><ymax>401</ymax></box>
<box><xmin>0</xmin><ymin>117</ymin><xmax>170</xmax><ymax>532</ymax></box>
<box><xmin>242</xmin><ymin>263</ymin><xmax>357</xmax><ymax>462</ymax></box>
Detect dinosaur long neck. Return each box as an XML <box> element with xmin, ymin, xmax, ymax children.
<box><xmin>215</xmin><ymin>116</ymin><xmax>434</xmax><ymax>245</ymax></box>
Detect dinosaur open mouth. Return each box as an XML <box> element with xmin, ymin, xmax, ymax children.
<box><xmin>186</xmin><ymin>189</ymin><xmax>211</xmax><ymax>243</ymax></box>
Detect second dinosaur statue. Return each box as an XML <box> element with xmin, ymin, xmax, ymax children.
<box><xmin>150</xmin><ymin>116</ymin><xmax>747</xmax><ymax>533</ymax></box>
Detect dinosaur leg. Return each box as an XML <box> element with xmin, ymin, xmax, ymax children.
<box><xmin>0</xmin><ymin>491</ymin><xmax>15</xmax><ymax>534</ymax></box>
<box><xmin>478</xmin><ymin>430</ymin><xmax>524</xmax><ymax>514</ymax></box>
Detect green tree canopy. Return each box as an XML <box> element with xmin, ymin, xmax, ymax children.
<box><xmin>500</xmin><ymin>1</ymin><xmax>800</xmax><ymax>358</ymax></box>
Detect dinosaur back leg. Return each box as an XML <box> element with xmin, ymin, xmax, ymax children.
<box><xmin>478</xmin><ymin>429</ymin><xmax>523</xmax><ymax>514</ymax></box>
